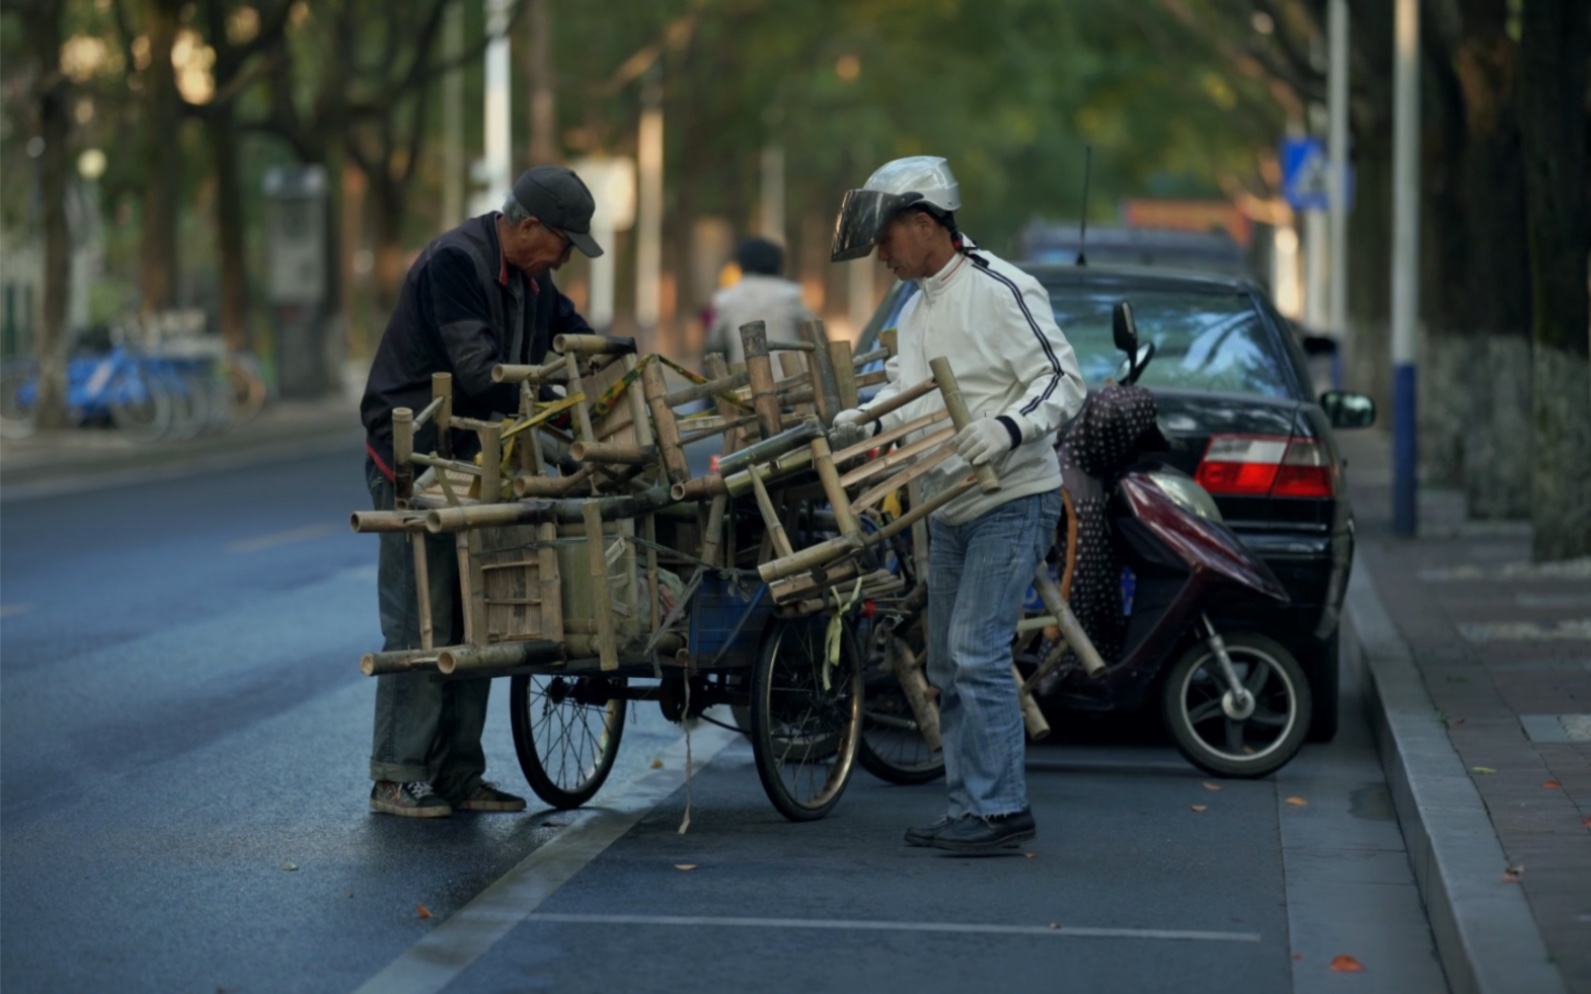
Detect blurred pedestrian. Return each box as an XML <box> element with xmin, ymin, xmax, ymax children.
<box><xmin>705</xmin><ymin>236</ymin><xmax>813</xmax><ymax>364</ymax></box>
<box><xmin>828</xmin><ymin>156</ymin><xmax>1085</xmax><ymax>851</ymax></box>
<box><xmin>360</xmin><ymin>165</ymin><xmax>604</xmax><ymax>817</ymax></box>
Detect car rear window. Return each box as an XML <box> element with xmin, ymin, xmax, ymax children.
<box><xmin>1046</xmin><ymin>287</ymin><xmax>1293</xmax><ymax>399</ymax></box>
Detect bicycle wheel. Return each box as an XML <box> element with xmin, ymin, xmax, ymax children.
<box><xmin>107</xmin><ymin>368</ymin><xmax>172</xmax><ymax>440</ymax></box>
<box><xmin>750</xmin><ymin>615</ymin><xmax>864</xmax><ymax>821</ymax></box>
<box><xmin>857</xmin><ymin>632</ymin><xmax>944</xmax><ymax>785</ymax></box>
<box><xmin>510</xmin><ymin>673</ymin><xmax>627</xmax><ymax>809</ymax></box>
<box><xmin>0</xmin><ymin>362</ymin><xmax>38</xmax><ymax>439</ymax></box>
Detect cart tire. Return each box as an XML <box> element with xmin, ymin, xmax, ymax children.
<box><xmin>750</xmin><ymin>615</ymin><xmax>864</xmax><ymax>822</ymax></box>
<box><xmin>1161</xmin><ymin>632</ymin><xmax>1311</xmax><ymax>779</ymax></box>
<box><xmin>510</xmin><ymin>673</ymin><xmax>627</xmax><ymax>809</ymax></box>
<box><xmin>858</xmin><ymin>634</ymin><xmax>944</xmax><ymax>785</ymax></box>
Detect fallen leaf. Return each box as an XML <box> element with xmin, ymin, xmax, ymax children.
<box><xmin>1544</xmin><ymin>780</ymin><xmax>1561</xmax><ymax>789</ymax></box>
<box><xmin>1472</xmin><ymin>766</ymin><xmax>1497</xmax><ymax>775</ymax></box>
<box><xmin>650</xmin><ymin>758</ymin><xmax>664</xmax><ymax>769</ymax></box>
<box><xmin>1024</xmin><ymin>852</ymin><xmax>1038</xmax><ymax>859</ymax></box>
<box><xmin>1190</xmin><ymin>805</ymin><xmax>1209</xmax><ymax>813</ymax></box>
<box><xmin>1452</xmin><ymin>717</ymin><xmax>1466</xmax><ymax>726</ymax></box>
<box><xmin>417</xmin><ymin>903</ymin><xmax>432</xmax><ymax>919</ymax></box>
<box><xmin>1048</xmin><ymin>922</ymin><xmax>1060</xmax><ymax>930</ymax></box>
<box><xmin>281</xmin><ymin>861</ymin><xmax>298</xmax><ymax>872</ymax></box>
<box><xmin>1329</xmin><ymin>955</ymin><xmax>1365</xmax><ymax>973</ymax></box>
<box><xmin>1503</xmin><ymin>864</ymin><xmax>1524</xmax><ymax>883</ymax></box>
<box><xmin>1582</xmin><ymin>815</ymin><xmax>1590</xmax><ymax>830</ymax></box>
<box><xmin>674</xmin><ymin>864</ymin><xmax>698</xmax><ymax>871</ymax></box>
<box><xmin>1242</xmin><ymin>745</ymin><xmax>1256</xmax><ymax>756</ymax></box>
<box><xmin>1285</xmin><ymin>797</ymin><xmax>1309</xmax><ymax>807</ymax></box>
<box><xmin>1202</xmin><ymin>782</ymin><xmax>1223</xmax><ymax>792</ymax></box>
<box><xmin>1292</xmin><ymin>953</ymin><xmax>1303</xmax><ymax>962</ymax></box>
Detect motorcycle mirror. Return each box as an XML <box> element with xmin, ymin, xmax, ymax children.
<box><xmin>1112</xmin><ymin>301</ymin><xmax>1139</xmax><ymax>356</ymax></box>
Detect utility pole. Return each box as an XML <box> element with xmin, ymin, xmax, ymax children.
<box><xmin>526</xmin><ymin>0</ymin><xmax>556</xmax><ymax>165</ymax></box>
<box><xmin>1391</xmin><ymin>0</ymin><xmax>1420</xmax><ymax>536</ymax></box>
<box><xmin>1327</xmin><ymin>0</ymin><xmax>1349</xmax><ymax>389</ymax></box>
<box><xmin>635</xmin><ymin>68</ymin><xmax>664</xmax><ymax>348</ymax></box>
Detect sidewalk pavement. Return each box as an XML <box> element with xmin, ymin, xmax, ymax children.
<box><xmin>0</xmin><ymin>391</ymin><xmax>363</xmax><ymax>501</ymax></box>
<box><xmin>1339</xmin><ymin>428</ymin><xmax>1591</xmax><ymax>994</ymax></box>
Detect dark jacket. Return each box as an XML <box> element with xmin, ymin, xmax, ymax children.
<box><xmin>361</xmin><ymin>214</ymin><xmax>593</xmax><ymax>476</ymax></box>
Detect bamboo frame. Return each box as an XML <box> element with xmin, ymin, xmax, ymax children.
<box><xmin>739</xmin><ymin>321</ymin><xmax>783</xmax><ymax>439</ymax></box>
<box><xmin>641</xmin><ymin>359</ymin><xmax>690</xmax><ymax>485</ymax></box>
<box><xmin>554</xmin><ymin>333</ymin><xmax>637</xmax><ymax>355</ymax></box>
<box><xmin>927</xmin><ymin>357</ymin><xmax>1000</xmax><ymax>493</ymax></box>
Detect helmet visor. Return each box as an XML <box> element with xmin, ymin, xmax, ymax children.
<box><xmin>830</xmin><ymin>188</ymin><xmax>913</xmax><ymax>262</ymax></box>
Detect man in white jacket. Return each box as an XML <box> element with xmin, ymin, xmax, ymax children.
<box><xmin>830</xmin><ymin>156</ymin><xmax>1085</xmax><ymax>852</ymax></box>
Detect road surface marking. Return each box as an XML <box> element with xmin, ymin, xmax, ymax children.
<box><xmin>353</xmin><ymin>724</ymin><xmax>740</xmax><ymax>994</ymax></box>
<box><xmin>225</xmin><ymin>524</ymin><xmax>337</xmax><ymax>554</ymax></box>
<box><xmin>1419</xmin><ymin>558</ymin><xmax>1591</xmax><ymax>583</ymax></box>
<box><xmin>525</xmin><ymin>912</ymin><xmax>1262</xmax><ymax>943</ymax></box>
<box><xmin>1456</xmin><ymin>619</ymin><xmax>1591</xmax><ymax>643</ymax></box>
<box><xmin>0</xmin><ymin>603</ymin><xmax>35</xmax><ymax>618</ymax></box>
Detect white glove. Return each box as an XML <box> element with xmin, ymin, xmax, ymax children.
<box><xmin>830</xmin><ymin>408</ymin><xmax>874</xmax><ymax>450</ymax></box>
<box><xmin>953</xmin><ymin>417</ymin><xmax>1015</xmax><ymax>466</ymax></box>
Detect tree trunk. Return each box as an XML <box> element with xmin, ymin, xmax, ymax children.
<box><xmin>1519</xmin><ymin>0</ymin><xmax>1591</xmax><ymax>561</ymax></box>
<box><xmin>26</xmin><ymin>1</ymin><xmax>71</xmax><ymax>431</ymax></box>
<box><xmin>139</xmin><ymin>0</ymin><xmax>182</xmax><ymax>315</ymax></box>
<box><xmin>208</xmin><ymin>103</ymin><xmax>251</xmax><ymax>352</ymax></box>
<box><xmin>1345</xmin><ymin>133</ymin><xmax>1392</xmax><ymax>416</ymax></box>
<box><xmin>525</xmin><ymin>0</ymin><xmax>557</xmax><ymax>165</ymax></box>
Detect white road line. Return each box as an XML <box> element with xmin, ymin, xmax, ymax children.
<box><xmin>526</xmin><ymin>912</ymin><xmax>1263</xmax><ymax>943</ymax></box>
<box><xmin>0</xmin><ymin>602</ymin><xmax>36</xmax><ymax>618</ymax></box>
<box><xmin>352</xmin><ymin>724</ymin><xmax>741</xmax><ymax>994</ymax></box>
<box><xmin>225</xmin><ymin>524</ymin><xmax>338</xmax><ymax>554</ymax></box>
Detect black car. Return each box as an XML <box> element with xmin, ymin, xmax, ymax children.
<box><xmin>856</xmin><ymin>263</ymin><xmax>1376</xmax><ymax>741</ymax></box>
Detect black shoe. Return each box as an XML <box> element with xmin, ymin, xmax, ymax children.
<box><xmin>929</xmin><ymin>810</ymin><xmax>1036</xmax><ymax>852</ymax></box>
<box><xmin>904</xmin><ymin>816</ymin><xmax>954</xmax><ymax>847</ymax></box>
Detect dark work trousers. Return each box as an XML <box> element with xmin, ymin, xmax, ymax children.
<box><xmin>365</xmin><ymin>459</ymin><xmax>491</xmax><ymax>800</ymax></box>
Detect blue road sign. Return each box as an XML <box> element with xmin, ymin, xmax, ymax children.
<box><xmin>1281</xmin><ymin>137</ymin><xmax>1329</xmax><ymax>211</ymax></box>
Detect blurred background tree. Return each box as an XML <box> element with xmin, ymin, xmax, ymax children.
<box><xmin>1</xmin><ymin>0</ymin><xmax>1584</xmax><ymax>554</ymax></box>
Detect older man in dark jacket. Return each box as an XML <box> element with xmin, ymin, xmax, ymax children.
<box><xmin>362</xmin><ymin>165</ymin><xmax>603</xmax><ymax>817</ymax></box>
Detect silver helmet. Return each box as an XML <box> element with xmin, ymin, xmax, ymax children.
<box><xmin>830</xmin><ymin>155</ymin><xmax>962</xmax><ymax>262</ymax></box>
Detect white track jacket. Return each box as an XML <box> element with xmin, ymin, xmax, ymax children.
<box><xmin>862</xmin><ymin>245</ymin><xmax>1084</xmax><ymax>525</ymax></box>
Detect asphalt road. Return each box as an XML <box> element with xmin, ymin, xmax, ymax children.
<box><xmin>1</xmin><ymin>448</ymin><xmax>1450</xmax><ymax>993</ymax></box>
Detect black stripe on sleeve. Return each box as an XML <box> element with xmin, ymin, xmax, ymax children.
<box><xmin>970</xmin><ymin>263</ymin><xmax>1065</xmax><ymax>416</ymax></box>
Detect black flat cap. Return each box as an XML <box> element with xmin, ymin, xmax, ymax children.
<box><xmin>510</xmin><ymin>165</ymin><xmax>604</xmax><ymax>258</ymax></box>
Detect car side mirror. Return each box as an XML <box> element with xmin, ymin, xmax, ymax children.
<box><xmin>1320</xmin><ymin>390</ymin><xmax>1376</xmax><ymax>429</ymax></box>
<box><xmin>1112</xmin><ymin>301</ymin><xmax>1138</xmax><ymax>355</ymax></box>
<box><xmin>1301</xmin><ymin>334</ymin><xmax>1338</xmax><ymax>357</ymax></box>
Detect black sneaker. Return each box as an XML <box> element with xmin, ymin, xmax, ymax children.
<box><xmin>370</xmin><ymin>780</ymin><xmax>452</xmax><ymax>818</ymax></box>
<box><xmin>929</xmin><ymin>809</ymin><xmax>1036</xmax><ymax>852</ymax></box>
<box><xmin>452</xmin><ymin>780</ymin><xmax>527</xmax><ymax>813</ymax></box>
<box><xmin>904</xmin><ymin>816</ymin><xmax>954</xmax><ymax>847</ymax></box>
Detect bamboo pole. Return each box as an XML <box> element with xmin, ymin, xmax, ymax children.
<box><xmin>1030</xmin><ymin>565</ymin><xmax>1108</xmax><ymax>677</ymax></box>
<box><xmin>538</xmin><ymin>520</ymin><xmax>563</xmax><ymax>642</ymax></box>
<box><xmin>928</xmin><ymin>357</ymin><xmax>1000</xmax><ymax>494</ymax></box>
<box><xmin>643</xmin><ymin>512</ymin><xmax>660</xmax><ymax>630</ymax></box>
<box><xmin>583</xmin><ymin>501</ymin><xmax>619</xmax><ymax>671</ymax></box>
<box><xmin>456</xmin><ymin>532</ymin><xmax>480</xmax><ymax>645</ymax></box>
<box><xmin>838</xmin><ymin>425</ymin><xmax>955</xmax><ymax>490</ymax></box>
<box><xmin>747</xmin><ymin>469</ymin><xmax>795</xmax><ymax>559</ymax></box>
<box><xmin>437</xmin><ymin>639</ymin><xmax>565</xmax><ymax>674</ymax></box>
<box><xmin>568</xmin><ymin>440</ymin><xmax>658</xmax><ymax>465</ymax></box>
<box><xmin>801</xmin><ymin>320</ymin><xmax>842</xmax><ymax>425</ymax></box>
<box><xmin>850</xmin><ymin>445</ymin><xmax>958</xmax><ymax>513</ymax></box>
<box><xmin>433</xmin><ymin>373</ymin><xmax>453</xmax><ymax>458</ymax></box>
<box><xmin>664</xmin><ymin>370</ymin><xmax>750</xmax><ymax>409</ymax></box>
<box><xmin>350</xmin><ymin>510</ymin><xmax>430</xmax><ymax>533</ymax></box>
<box><xmin>480</xmin><ymin>423</ymin><xmax>502</xmax><ymax>504</ymax></box>
<box><xmin>1015</xmin><ymin>664</ymin><xmax>1051</xmax><ymax>739</ymax></box>
<box><xmin>411</xmin><ymin>452</ymin><xmax>482</xmax><ymax>477</ymax></box>
<box><xmin>392</xmin><ymin>407</ymin><xmax>414</xmax><ymax>503</ymax></box>
<box><xmin>880</xmin><ymin>329</ymin><xmax>898</xmax><ymax>357</ymax></box>
<box><xmin>700</xmin><ymin>494</ymin><xmax>728</xmax><ymax>568</ymax></box>
<box><xmin>779</xmin><ymin>352</ymin><xmax>813</xmax><ymax>417</ymax></box>
<box><xmin>410</xmin><ymin>395</ymin><xmax>445</xmax><ymax>431</ymax></box>
<box><xmin>492</xmin><ymin>359</ymin><xmax>566</xmax><ymax>384</ymax></box>
<box><xmin>809</xmin><ymin>437</ymin><xmax>859</xmax><ymax>536</ymax></box>
<box><xmin>739</xmin><ymin>320</ymin><xmax>783</xmax><ymax>439</ymax></box>
<box><xmin>829</xmin><ymin>339</ymin><xmax>859</xmax><ymax>410</ymax></box>
<box><xmin>413</xmin><ymin>532</ymin><xmax>435</xmax><ymax>649</ymax></box>
<box><xmin>889</xmin><ymin>640</ymin><xmax>942</xmax><ymax>751</ymax></box>
<box><xmin>554</xmin><ymin>333</ymin><xmax>637</xmax><ymax>355</ymax></box>
<box><xmin>851</xmin><ymin>346</ymin><xmax>890</xmax><ymax>368</ymax></box>
<box><xmin>715</xmin><ymin>418</ymin><xmax>821</xmax><ymax>477</ymax></box>
<box><xmin>831</xmin><ymin>408</ymin><xmax>950</xmax><ymax>464</ymax></box>
<box><xmin>563</xmin><ymin>352</ymin><xmax>596</xmax><ymax>446</ymax></box>
<box><xmin>641</xmin><ymin>359</ymin><xmax>690</xmax><ymax>485</ymax></box>
<box><xmin>624</xmin><ymin>354</ymin><xmax>655</xmax><ymax>448</ymax></box>
<box><xmin>360</xmin><ymin>649</ymin><xmax>443</xmax><ymax>676</ymax></box>
<box><xmin>757</xmin><ymin>531</ymin><xmax>866</xmax><ymax>583</ymax></box>
<box><xmin>513</xmin><ymin>465</ymin><xmax>593</xmax><ymax>497</ymax></box>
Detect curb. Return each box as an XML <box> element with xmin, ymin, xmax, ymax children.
<box><xmin>1345</xmin><ymin>566</ymin><xmax>1567</xmax><ymax>994</ymax></box>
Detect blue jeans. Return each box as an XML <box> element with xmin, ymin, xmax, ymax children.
<box><xmin>927</xmin><ymin>491</ymin><xmax>1062</xmax><ymax>818</ymax></box>
<box><xmin>366</xmin><ymin>459</ymin><xmax>491</xmax><ymax>799</ymax></box>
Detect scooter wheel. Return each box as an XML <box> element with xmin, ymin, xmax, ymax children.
<box><xmin>1161</xmin><ymin>632</ymin><xmax>1311</xmax><ymax>779</ymax></box>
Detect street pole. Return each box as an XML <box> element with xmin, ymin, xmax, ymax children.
<box><xmin>636</xmin><ymin>70</ymin><xmax>664</xmax><ymax>349</ymax></box>
<box><xmin>1391</xmin><ymin>0</ymin><xmax>1420</xmax><ymax>536</ymax></box>
<box><xmin>759</xmin><ymin>142</ymin><xmax>785</xmax><ymax>247</ymax></box>
<box><xmin>442</xmin><ymin>1</ymin><xmax>464</xmax><ymax>229</ymax></box>
<box><xmin>482</xmin><ymin>0</ymin><xmax>514</xmax><ymax>210</ymax></box>
<box><xmin>1327</xmin><ymin>0</ymin><xmax>1349</xmax><ymax>389</ymax></box>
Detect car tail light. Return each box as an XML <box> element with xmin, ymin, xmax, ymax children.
<box><xmin>1196</xmin><ymin>434</ymin><xmax>1335</xmax><ymax>498</ymax></box>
